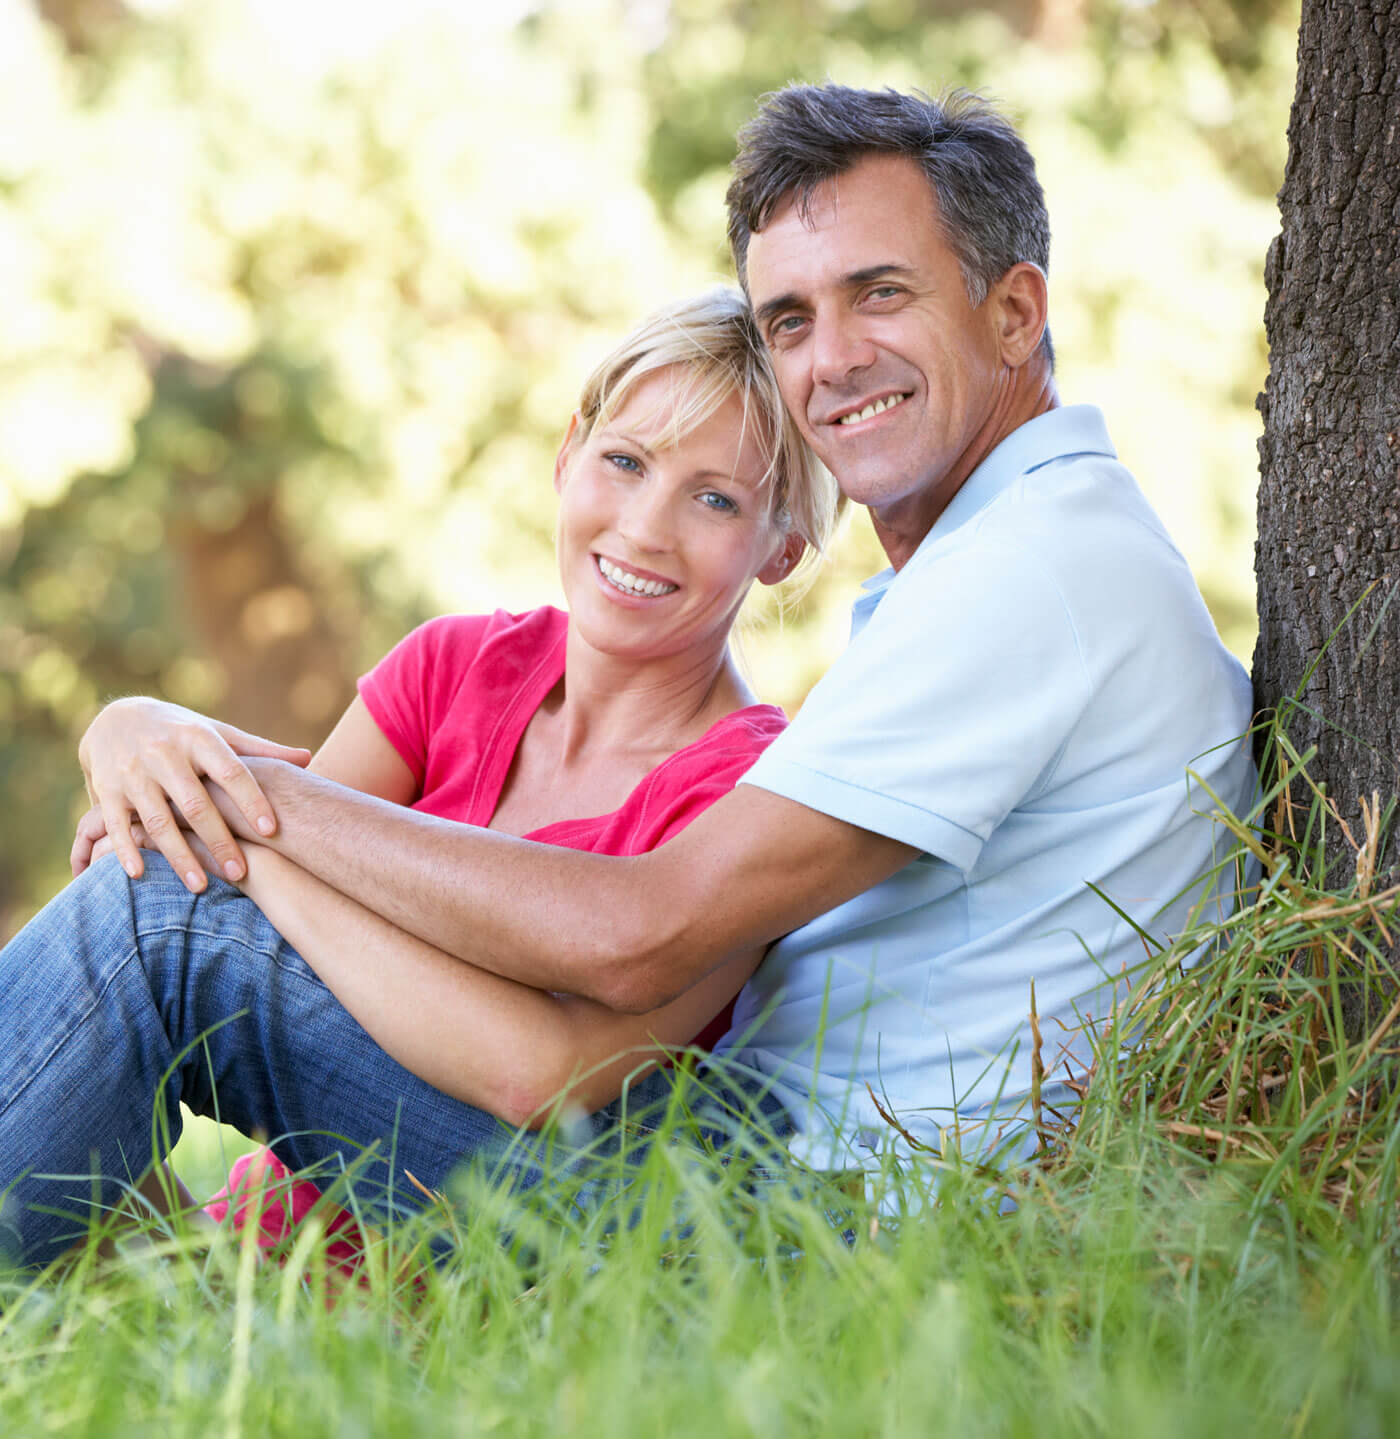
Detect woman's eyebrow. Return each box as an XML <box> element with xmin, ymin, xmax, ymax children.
<box><xmin>595</xmin><ymin>427</ymin><xmax>657</xmax><ymax>459</ymax></box>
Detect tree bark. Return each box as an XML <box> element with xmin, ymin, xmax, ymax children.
<box><xmin>1254</xmin><ymin>0</ymin><xmax>1400</xmax><ymax>888</ymax></box>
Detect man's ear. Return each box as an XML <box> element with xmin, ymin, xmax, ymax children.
<box><xmin>758</xmin><ymin>532</ymin><xmax>806</xmax><ymax>587</ymax></box>
<box><xmin>991</xmin><ymin>262</ymin><xmax>1049</xmax><ymax>369</ymax></box>
<box><xmin>554</xmin><ymin>413</ymin><xmax>583</xmax><ymax>493</ymax></box>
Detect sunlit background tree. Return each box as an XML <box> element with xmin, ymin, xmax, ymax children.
<box><xmin>0</xmin><ymin>0</ymin><xmax>1299</xmax><ymax>935</ymax></box>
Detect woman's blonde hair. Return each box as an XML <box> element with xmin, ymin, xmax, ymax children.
<box><xmin>572</xmin><ymin>287</ymin><xmax>840</xmax><ymax>584</ymax></box>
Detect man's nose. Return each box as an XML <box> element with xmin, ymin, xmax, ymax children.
<box><xmin>810</xmin><ymin>312</ymin><xmax>876</xmax><ymax>387</ymax></box>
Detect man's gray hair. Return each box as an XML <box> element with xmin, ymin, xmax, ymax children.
<box><xmin>726</xmin><ymin>84</ymin><xmax>1053</xmax><ymax>364</ymax></box>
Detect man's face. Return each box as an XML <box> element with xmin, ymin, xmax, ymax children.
<box><xmin>745</xmin><ymin>153</ymin><xmax>1009</xmax><ymax>566</ymax></box>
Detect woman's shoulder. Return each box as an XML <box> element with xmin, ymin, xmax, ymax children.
<box><xmin>414</xmin><ymin>604</ymin><xmax>565</xmax><ymax>643</ymax></box>
<box><xmin>613</xmin><ymin>703</ymin><xmax>789</xmax><ymax>852</ymax></box>
<box><xmin>654</xmin><ymin>702</ymin><xmax>789</xmax><ymax>781</ymax></box>
<box><xmin>703</xmin><ymin>702</ymin><xmax>789</xmax><ymax>749</ymax></box>
<box><xmin>396</xmin><ymin>605</ymin><xmax>567</xmax><ymax>666</ymax></box>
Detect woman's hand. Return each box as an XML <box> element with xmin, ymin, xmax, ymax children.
<box><xmin>75</xmin><ymin>808</ymin><xmax>152</xmax><ymax>872</ymax></box>
<box><xmin>77</xmin><ymin>697</ymin><xmax>311</xmax><ymax>892</ymax></box>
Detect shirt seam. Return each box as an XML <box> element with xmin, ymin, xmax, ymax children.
<box><xmin>741</xmin><ymin>760</ymin><xmax>983</xmax><ymax>852</ymax></box>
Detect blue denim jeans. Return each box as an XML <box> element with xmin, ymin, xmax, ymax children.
<box><xmin>0</xmin><ymin>853</ymin><xmax>791</xmax><ymax>1269</ymax></box>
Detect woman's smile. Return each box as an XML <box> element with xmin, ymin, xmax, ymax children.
<box><xmin>593</xmin><ymin>554</ymin><xmax>680</xmax><ymax>599</ymax></box>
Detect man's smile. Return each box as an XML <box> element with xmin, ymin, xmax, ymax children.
<box><xmin>830</xmin><ymin>391</ymin><xmax>913</xmax><ymax>427</ymax></box>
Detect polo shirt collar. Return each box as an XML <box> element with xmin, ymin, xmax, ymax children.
<box><xmin>851</xmin><ymin>405</ymin><xmax>1116</xmax><ymax>622</ymax></box>
<box><xmin>921</xmin><ymin>403</ymin><xmax>1116</xmax><ymax>548</ymax></box>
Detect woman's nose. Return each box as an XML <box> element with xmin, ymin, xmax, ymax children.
<box><xmin>617</xmin><ymin>485</ymin><xmax>676</xmax><ymax>552</ymax></box>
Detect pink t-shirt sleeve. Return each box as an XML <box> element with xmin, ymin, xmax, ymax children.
<box><xmin>357</xmin><ymin>614</ymin><xmax>494</xmax><ymax>787</ymax></box>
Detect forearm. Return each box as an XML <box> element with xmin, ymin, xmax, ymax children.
<box><xmin>234</xmin><ymin>756</ymin><xmax>916</xmax><ymax>1012</ymax></box>
<box><xmin>238</xmin><ymin>764</ymin><xmax>665</xmax><ymax>1006</ymax></box>
<box><xmin>237</xmin><ymin>846</ymin><xmax>729</xmax><ymax>1126</ymax></box>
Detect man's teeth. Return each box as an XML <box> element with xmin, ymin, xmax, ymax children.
<box><xmin>837</xmin><ymin>394</ymin><xmax>908</xmax><ymax>426</ymax></box>
<box><xmin>597</xmin><ymin>557</ymin><xmax>678</xmax><ymax>597</ymax></box>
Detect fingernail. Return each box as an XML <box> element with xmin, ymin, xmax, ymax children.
<box><xmin>224</xmin><ymin>861</ymin><xmax>243</xmax><ymax>881</ymax></box>
<box><xmin>125</xmin><ymin>861</ymin><xmax>139</xmax><ymax>879</ymax></box>
<box><xmin>256</xmin><ymin>816</ymin><xmax>275</xmax><ymax>836</ymax></box>
<box><xmin>185</xmin><ymin>871</ymin><xmax>205</xmax><ymax>891</ymax></box>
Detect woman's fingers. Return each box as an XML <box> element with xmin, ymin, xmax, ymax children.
<box><xmin>129</xmin><ymin>761</ymin><xmax>245</xmax><ymax>890</ymax></box>
<box><xmin>190</xmin><ymin>733</ymin><xmax>286</xmax><ymax>842</ymax></box>
<box><xmin>213</xmin><ymin>720</ymin><xmax>313</xmax><ymax>770</ymax></box>
<box><xmin>70</xmin><ymin>806</ymin><xmax>108</xmax><ymax>877</ymax></box>
<box><xmin>90</xmin><ymin>786</ymin><xmax>148</xmax><ymax>883</ymax></box>
<box><xmin>77</xmin><ymin>698</ymin><xmax>310</xmax><ymax>892</ymax></box>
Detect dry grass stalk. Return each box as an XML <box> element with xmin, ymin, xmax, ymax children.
<box><xmin>1034</xmin><ymin>764</ymin><xmax>1400</xmax><ymax>1233</ymax></box>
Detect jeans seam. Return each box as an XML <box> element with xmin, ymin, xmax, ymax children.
<box><xmin>0</xmin><ymin>944</ymin><xmax>149</xmax><ymax>1119</ymax></box>
<box><xmin>132</xmin><ymin>921</ymin><xmax>314</xmax><ymax>984</ymax></box>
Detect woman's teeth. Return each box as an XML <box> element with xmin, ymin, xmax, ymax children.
<box><xmin>838</xmin><ymin>393</ymin><xmax>908</xmax><ymax>425</ymax></box>
<box><xmin>597</xmin><ymin>557</ymin><xmax>677</xmax><ymax>597</ymax></box>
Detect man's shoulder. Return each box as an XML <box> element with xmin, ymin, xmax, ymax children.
<box><xmin>907</xmin><ymin>445</ymin><xmax>1194</xmax><ymax>630</ymax></box>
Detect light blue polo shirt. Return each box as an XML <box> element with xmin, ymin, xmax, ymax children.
<box><xmin>718</xmin><ymin>406</ymin><xmax>1256</xmax><ymax>1170</ymax></box>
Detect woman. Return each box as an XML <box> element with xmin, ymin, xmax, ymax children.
<box><xmin>48</xmin><ymin>287</ymin><xmax>837</xmax><ymax>1263</ymax></box>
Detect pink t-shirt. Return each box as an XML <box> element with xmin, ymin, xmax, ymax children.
<box><xmin>359</xmin><ymin>605</ymin><xmax>787</xmax><ymax>864</ymax></box>
<box><xmin>206</xmin><ymin>606</ymin><xmax>786</xmax><ymax>1264</ymax></box>
<box><xmin>359</xmin><ymin>606</ymin><xmax>786</xmax><ymax>1048</ymax></box>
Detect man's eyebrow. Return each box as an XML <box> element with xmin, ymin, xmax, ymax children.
<box><xmin>753</xmin><ymin>263</ymin><xmax>918</xmax><ymax>326</ymax></box>
<box><xmin>753</xmin><ymin>292</ymin><xmax>802</xmax><ymax>327</ymax></box>
<box><xmin>844</xmin><ymin>262</ymin><xmax>917</xmax><ymax>286</ymax></box>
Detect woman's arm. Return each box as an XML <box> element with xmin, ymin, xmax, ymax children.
<box><xmin>305</xmin><ymin>696</ymin><xmax>417</xmax><ymax>801</ymax></box>
<box><xmin>72</xmin><ymin>693</ymin><xmax>412</xmax><ymax>885</ymax></box>
<box><xmin>75</xmin><ymin>698</ymin><xmax>312</xmax><ymax>887</ymax></box>
<box><xmin>235</xmin><ymin>842</ymin><xmax>761</xmax><ymax>1128</ymax></box>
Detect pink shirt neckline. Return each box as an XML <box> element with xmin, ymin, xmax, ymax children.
<box><xmin>461</xmin><ymin>608</ymin><xmax>783</xmax><ymax>845</ymax></box>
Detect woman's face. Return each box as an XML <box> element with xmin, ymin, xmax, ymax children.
<box><xmin>555</xmin><ymin>366</ymin><xmax>794</xmax><ymax>667</ymax></box>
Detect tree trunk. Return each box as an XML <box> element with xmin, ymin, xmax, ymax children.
<box><xmin>174</xmin><ymin>495</ymin><xmax>357</xmax><ymax>751</ymax></box>
<box><xmin>1254</xmin><ymin>0</ymin><xmax>1400</xmax><ymax>891</ymax></box>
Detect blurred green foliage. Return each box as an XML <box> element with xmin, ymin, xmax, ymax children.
<box><xmin>0</xmin><ymin>0</ymin><xmax>1298</xmax><ymax>934</ymax></box>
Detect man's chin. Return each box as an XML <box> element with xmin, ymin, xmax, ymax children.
<box><xmin>822</xmin><ymin>463</ymin><xmax>904</xmax><ymax>512</ymax></box>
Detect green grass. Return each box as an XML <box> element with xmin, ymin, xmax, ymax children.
<box><xmin>2</xmin><ymin>745</ymin><xmax>1398</xmax><ymax>1437</ymax></box>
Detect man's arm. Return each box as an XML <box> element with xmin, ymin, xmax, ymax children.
<box><xmin>232</xmin><ymin>844</ymin><xmax>765</xmax><ymax>1127</ymax></box>
<box><xmin>230</xmin><ymin>758</ymin><xmax>917</xmax><ymax>1012</ymax></box>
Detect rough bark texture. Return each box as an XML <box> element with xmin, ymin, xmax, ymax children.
<box><xmin>1254</xmin><ymin>0</ymin><xmax>1400</xmax><ymax>894</ymax></box>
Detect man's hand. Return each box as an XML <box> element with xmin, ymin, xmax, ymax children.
<box><xmin>77</xmin><ymin>697</ymin><xmax>311</xmax><ymax>892</ymax></box>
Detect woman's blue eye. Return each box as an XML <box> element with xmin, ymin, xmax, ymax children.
<box><xmin>606</xmin><ymin>453</ymin><xmax>641</xmax><ymax>473</ymax></box>
<box><xmin>701</xmin><ymin>491</ymin><xmax>737</xmax><ymax>514</ymax></box>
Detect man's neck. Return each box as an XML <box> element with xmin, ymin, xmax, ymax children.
<box><xmin>874</xmin><ymin>368</ymin><xmax>1061</xmax><ymax>571</ymax></box>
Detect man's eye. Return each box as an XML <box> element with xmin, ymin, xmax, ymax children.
<box><xmin>606</xmin><ymin>453</ymin><xmax>641</xmax><ymax>473</ymax></box>
<box><xmin>768</xmin><ymin>315</ymin><xmax>806</xmax><ymax>344</ymax></box>
<box><xmin>868</xmin><ymin>285</ymin><xmax>902</xmax><ymax>301</ymax></box>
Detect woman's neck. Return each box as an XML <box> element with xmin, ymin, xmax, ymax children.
<box><xmin>553</xmin><ymin>625</ymin><xmax>756</xmax><ymax>767</ymax></box>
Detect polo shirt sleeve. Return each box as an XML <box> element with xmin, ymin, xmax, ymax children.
<box><xmin>739</xmin><ymin>539</ymin><xmax>1092</xmax><ymax>871</ymax></box>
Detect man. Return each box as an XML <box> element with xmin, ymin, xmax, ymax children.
<box><xmin>3</xmin><ymin>86</ymin><xmax>1253</xmax><ymax>1258</ymax></box>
